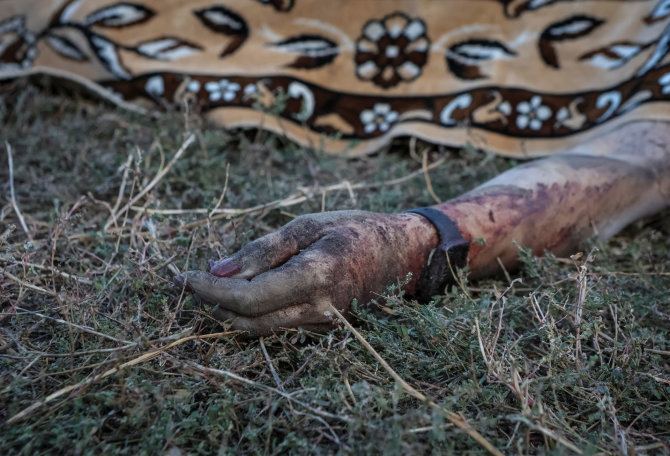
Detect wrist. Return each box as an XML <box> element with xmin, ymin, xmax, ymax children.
<box><xmin>401</xmin><ymin>208</ymin><xmax>470</xmax><ymax>301</ymax></box>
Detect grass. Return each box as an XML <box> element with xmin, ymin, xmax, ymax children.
<box><xmin>0</xmin><ymin>79</ymin><xmax>669</xmax><ymax>455</ymax></box>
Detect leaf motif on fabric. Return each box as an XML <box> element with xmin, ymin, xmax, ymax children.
<box><xmin>136</xmin><ymin>37</ymin><xmax>202</xmax><ymax>61</ymax></box>
<box><xmin>645</xmin><ymin>0</ymin><xmax>670</xmax><ymax>24</ymax></box>
<box><xmin>52</xmin><ymin>0</ymin><xmax>84</xmax><ymax>25</ymax></box>
<box><xmin>440</xmin><ymin>94</ymin><xmax>472</xmax><ymax>126</ymax></box>
<box><xmin>617</xmin><ymin>90</ymin><xmax>652</xmax><ymax>114</ymax></box>
<box><xmin>60</xmin><ymin>0</ymin><xmax>83</xmax><ymax>22</ymax></box>
<box><xmin>287</xmin><ymin>81</ymin><xmax>315</xmax><ymax>120</ymax></box>
<box><xmin>272</xmin><ymin>34</ymin><xmax>339</xmax><ymax>69</ymax></box>
<box><xmin>539</xmin><ymin>15</ymin><xmax>604</xmax><ymax>68</ymax></box>
<box><xmin>636</xmin><ymin>23</ymin><xmax>670</xmax><ymax>76</ymax></box>
<box><xmin>498</xmin><ymin>0</ymin><xmax>559</xmax><ymax>18</ymax></box>
<box><xmin>446</xmin><ymin>39</ymin><xmax>516</xmax><ymax>80</ymax></box>
<box><xmin>193</xmin><ymin>6</ymin><xmax>249</xmax><ymax>57</ymax></box>
<box><xmin>45</xmin><ymin>33</ymin><xmax>88</xmax><ymax>61</ymax></box>
<box><xmin>579</xmin><ymin>42</ymin><xmax>648</xmax><ymax>70</ymax></box>
<box><xmin>85</xmin><ymin>2</ymin><xmax>155</xmax><ymax>28</ymax></box>
<box><xmin>88</xmin><ymin>34</ymin><xmax>130</xmax><ymax>79</ymax></box>
<box><xmin>595</xmin><ymin>90</ymin><xmax>621</xmax><ymax>122</ymax></box>
<box><xmin>0</xmin><ymin>15</ymin><xmax>25</xmax><ymax>35</ymax></box>
<box><xmin>255</xmin><ymin>0</ymin><xmax>295</xmax><ymax>12</ymax></box>
<box><xmin>0</xmin><ymin>15</ymin><xmax>35</xmax><ymax>68</ymax></box>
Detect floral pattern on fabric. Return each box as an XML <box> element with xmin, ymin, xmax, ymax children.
<box><xmin>1</xmin><ymin>0</ymin><xmax>670</xmax><ymax>156</ymax></box>
<box><xmin>354</xmin><ymin>12</ymin><xmax>430</xmax><ymax>88</ymax></box>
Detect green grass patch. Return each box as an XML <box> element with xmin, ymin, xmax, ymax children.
<box><xmin>0</xmin><ymin>81</ymin><xmax>668</xmax><ymax>455</ymax></box>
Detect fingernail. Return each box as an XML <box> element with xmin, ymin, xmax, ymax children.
<box><xmin>210</xmin><ymin>258</ymin><xmax>241</xmax><ymax>277</ymax></box>
<box><xmin>173</xmin><ymin>275</ymin><xmax>192</xmax><ymax>292</ymax></box>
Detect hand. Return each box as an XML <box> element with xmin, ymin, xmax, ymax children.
<box><xmin>174</xmin><ymin>210</ymin><xmax>438</xmax><ymax>335</ymax></box>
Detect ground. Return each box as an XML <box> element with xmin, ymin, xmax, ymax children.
<box><xmin>0</xmin><ymin>78</ymin><xmax>669</xmax><ymax>455</ymax></box>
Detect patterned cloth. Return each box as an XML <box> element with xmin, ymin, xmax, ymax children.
<box><xmin>2</xmin><ymin>0</ymin><xmax>670</xmax><ymax>156</ymax></box>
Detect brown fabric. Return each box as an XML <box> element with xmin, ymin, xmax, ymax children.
<box><xmin>2</xmin><ymin>0</ymin><xmax>670</xmax><ymax>156</ymax></box>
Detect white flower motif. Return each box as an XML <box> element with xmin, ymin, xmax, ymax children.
<box><xmin>360</xmin><ymin>103</ymin><xmax>399</xmax><ymax>134</ymax></box>
<box><xmin>243</xmin><ymin>83</ymin><xmax>258</xmax><ymax>99</ymax></box>
<box><xmin>187</xmin><ymin>80</ymin><xmax>201</xmax><ymax>93</ymax></box>
<box><xmin>516</xmin><ymin>96</ymin><xmax>552</xmax><ymax>131</ymax></box>
<box><xmin>145</xmin><ymin>75</ymin><xmax>164</xmax><ymax>96</ymax></box>
<box><xmin>658</xmin><ymin>72</ymin><xmax>670</xmax><ymax>94</ymax></box>
<box><xmin>204</xmin><ymin>78</ymin><xmax>240</xmax><ymax>102</ymax></box>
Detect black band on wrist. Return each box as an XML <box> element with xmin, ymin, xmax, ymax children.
<box><xmin>405</xmin><ymin>207</ymin><xmax>469</xmax><ymax>301</ymax></box>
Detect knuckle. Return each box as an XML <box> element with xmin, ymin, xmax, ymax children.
<box><xmin>289</xmin><ymin>213</ymin><xmax>320</xmax><ymax>231</ymax></box>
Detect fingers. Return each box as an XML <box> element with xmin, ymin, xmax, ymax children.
<box><xmin>210</xmin><ymin>301</ymin><xmax>336</xmax><ymax>336</ymax></box>
<box><xmin>209</xmin><ymin>215</ymin><xmax>328</xmax><ymax>279</ymax></box>
<box><xmin>181</xmin><ymin>237</ymin><xmax>340</xmax><ymax>317</ymax></box>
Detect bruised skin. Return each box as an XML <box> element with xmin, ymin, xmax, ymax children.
<box><xmin>176</xmin><ymin>121</ymin><xmax>670</xmax><ymax>335</ymax></box>
<box><xmin>444</xmin><ymin>157</ymin><xmax>668</xmax><ymax>278</ymax></box>
<box><xmin>441</xmin><ymin>121</ymin><xmax>670</xmax><ymax>278</ymax></box>
<box><xmin>177</xmin><ymin>211</ymin><xmax>439</xmax><ymax>335</ymax></box>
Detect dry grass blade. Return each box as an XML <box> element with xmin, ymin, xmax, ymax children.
<box><xmin>6</xmin><ymin>330</ymin><xmax>236</xmax><ymax>424</ymax></box>
<box><xmin>2</xmin><ymin>270</ymin><xmax>58</xmax><ymax>297</ymax></box>
<box><xmin>509</xmin><ymin>416</ymin><xmax>583</xmax><ymax>454</ymax></box>
<box><xmin>209</xmin><ymin>162</ymin><xmax>230</xmax><ymax>218</ymax></box>
<box><xmin>181</xmin><ymin>360</ymin><xmax>353</xmax><ymax>424</ymax></box>
<box><xmin>108</xmin><ymin>152</ymin><xmax>134</xmax><ymax>229</ymax></box>
<box><xmin>3</xmin><ymin>84</ymin><xmax>668</xmax><ymax>454</ymax></box>
<box><xmin>5</xmin><ymin>261</ymin><xmax>93</xmax><ymax>285</ymax></box>
<box><xmin>5</xmin><ymin>141</ymin><xmax>30</xmax><ymax>239</ymax></box>
<box><xmin>422</xmin><ymin>148</ymin><xmax>442</xmax><ymax>204</ymax></box>
<box><xmin>15</xmin><ymin>306</ymin><xmax>131</xmax><ymax>344</ymax></box>
<box><xmin>128</xmin><ymin>152</ymin><xmax>449</xmax><ymax>231</ymax></box>
<box><xmin>104</xmin><ymin>133</ymin><xmax>196</xmax><ymax>230</ymax></box>
<box><xmin>327</xmin><ymin>304</ymin><xmax>504</xmax><ymax>456</ymax></box>
<box><xmin>260</xmin><ymin>337</ymin><xmax>283</xmax><ymax>391</ymax></box>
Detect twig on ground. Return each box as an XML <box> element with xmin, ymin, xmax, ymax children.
<box><xmin>422</xmin><ymin>148</ymin><xmax>442</xmax><ymax>204</ymax></box>
<box><xmin>327</xmin><ymin>304</ymin><xmax>503</xmax><ymax>456</ymax></box>
<box><xmin>105</xmin><ymin>133</ymin><xmax>195</xmax><ymax>230</ymax></box>
<box><xmin>6</xmin><ymin>329</ymin><xmax>236</xmax><ymax>424</ymax></box>
<box><xmin>5</xmin><ymin>261</ymin><xmax>93</xmax><ymax>285</ymax></box>
<box><xmin>130</xmin><ymin>152</ymin><xmax>449</xmax><ymax>231</ymax></box>
<box><xmin>2</xmin><ymin>270</ymin><xmax>58</xmax><ymax>297</ymax></box>
<box><xmin>162</xmin><ymin>230</ymin><xmax>197</xmax><ymax>336</ymax></box>
<box><xmin>259</xmin><ymin>337</ymin><xmax>283</xmax><ymax>391</ymax></box>
<box><xmin>279</xmin><ymin>352</ymin><xmax>316</xmax><ymax>389</ymax></box>
<box><xmin>154</xmin><ymin>254</ymin><xmax>178</xmax><ymax>272</ymax></box>
<box><xmin>209</xmin><ymin>163</ymin><xmax>230</xmax><ymax>218</ymax></box>
<box><xmin>5</xmin><ymin>141</ymin><xmax>30</xmax><ymax>239</ymax></box>
<box><xmin>144</xmin><ymin>219</ymin><xmax>180</xmax><ymax>276</ymax></box>
<box><xmin>14</xmin><ymin>306</ymin><xmax>131</xmax><ymax>344</ymax></box>
<box><xmin>640</xmin><ymin>373</ymin><xmax>670</xmax><ymax>386</ymax></box>
<box><xmin>180</xmin><ymin>359</ymin><xmax>353</xmax><ymax>424</ymax></box>
<box><xmin>508</xmin><ymin>416</ymin><xmax>583</xmax><ymax>454</ymax></box>
<box><xmin>109</xmin><ymin>152</ymin><xmax>134</xmax><ymax>229</ymax></box>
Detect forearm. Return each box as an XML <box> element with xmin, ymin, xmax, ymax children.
<box><xmin>427</xmin><ymin>122</ymin><xmax>670</xmax><ymax>278</ymax></box>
